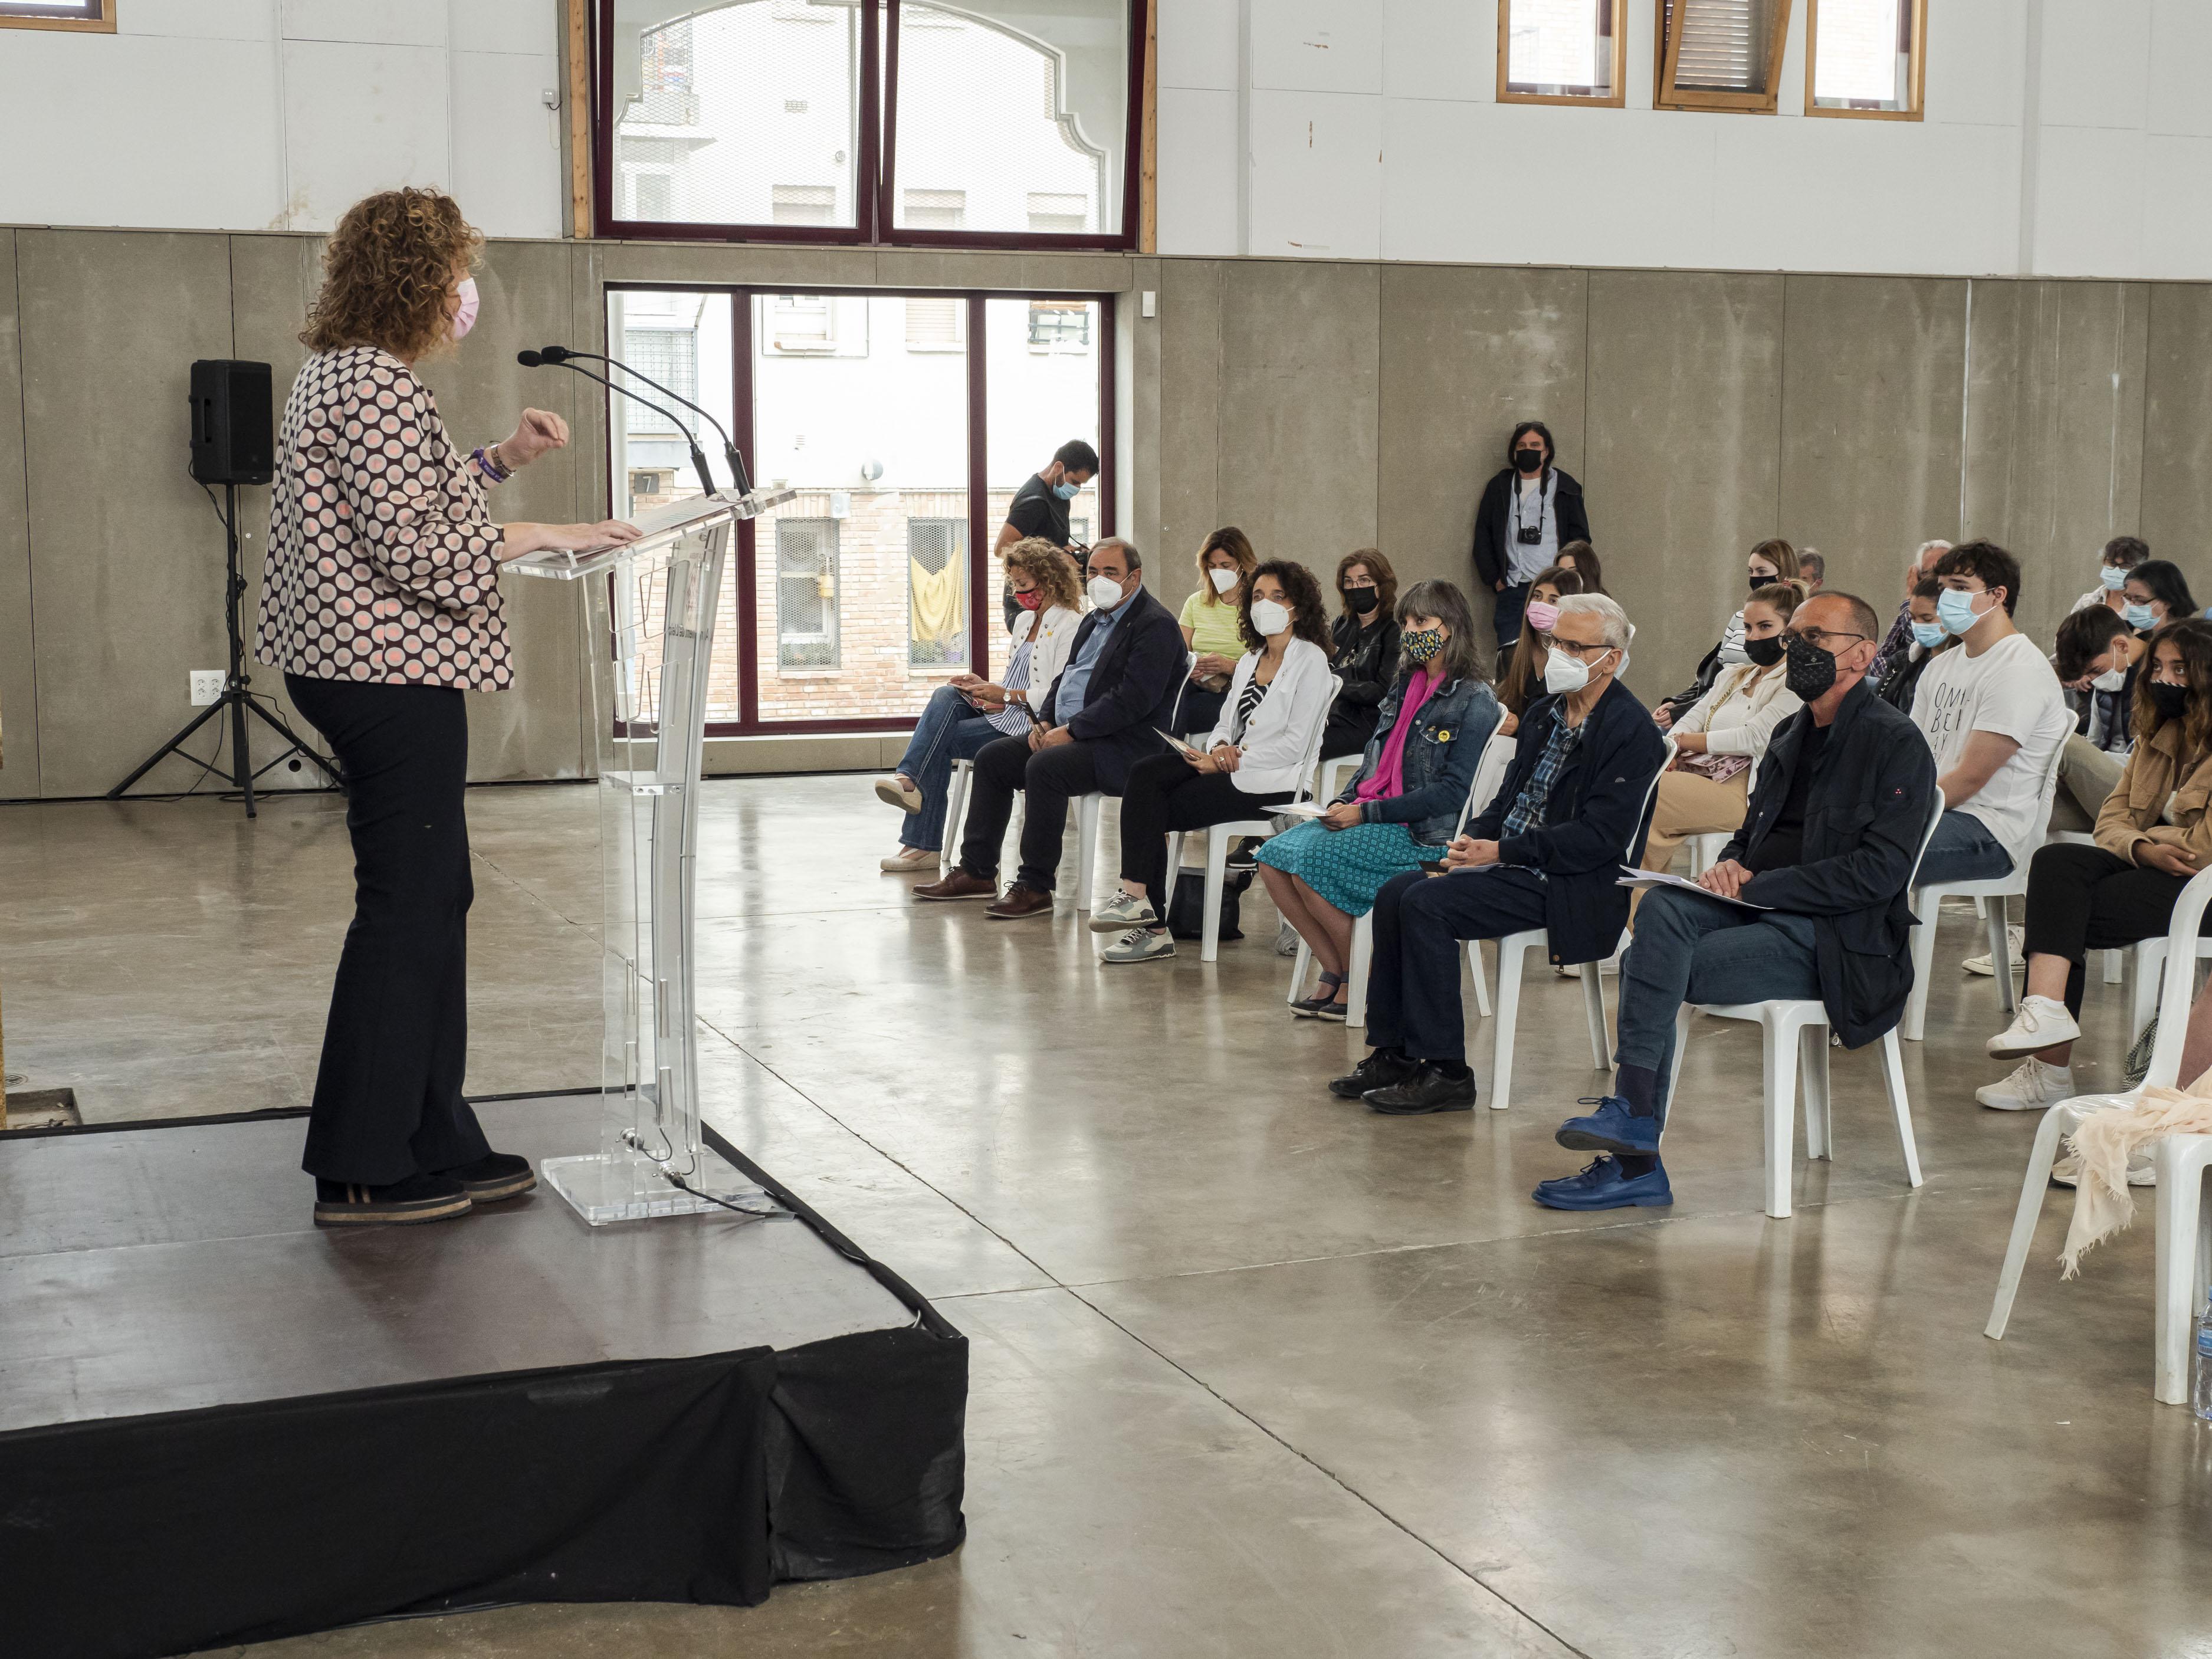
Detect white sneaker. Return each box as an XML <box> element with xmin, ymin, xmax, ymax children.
<box><xmin>879</xmin><ymin>846</ymin><xmax>936</xmax><ymax>873</ymax></box>
<box><xmin>2051</xmin><ymin>1151</ymin><xmax>2158</xmax><ymax>1188</ymax></box>
<box><xmin>1986</xmin><ymin>996</ymin><xmax>2081</xmax><ymax>1060</ymax></box>
<box><xmin>1100</xmin><ymin>926</ymin><xmax>1175</xmax><ymax>964</ymax></box>
<box><xmin>1975</xmin><ymin>1057</ymin><xmax>2076</xmax><ymax>1111</ymax></box>
<box><xmin>1088</xmin><ymin>890</ymin><xmax>1160</xmax><ymax>934</ymax></box>
<box><xmin>1963</xmin><ymin>925</ymin><xmax>2026</xmax><ymax>977</ymax></box>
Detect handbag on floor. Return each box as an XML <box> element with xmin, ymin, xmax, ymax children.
<box><xmin>1166</xmin><ymin>866</ymin><xmax>1253</xmax><ymax>941</ymax></box>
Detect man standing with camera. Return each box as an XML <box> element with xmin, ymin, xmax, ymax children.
<box><xmin>1472</xmin><ymin>419</ymin><xmax>1590</xmax><ymax>660</ymax></box>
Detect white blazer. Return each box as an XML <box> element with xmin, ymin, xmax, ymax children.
<box><xmin>1015</xmin><ymin>603</ymin><xmax>1082</xmax><ymax>711</ymax></box>
<box><xmin>1203</xmin><ymin>636</ymin><xmax>1335</xmax><ymax>794</ymax></box>
<box><xmin>1675</xmin><ymin>660</ymin><xmax>1801</xmax><ymax>791</ymax></box>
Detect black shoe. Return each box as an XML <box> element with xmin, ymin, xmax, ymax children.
<box><xmin>1328</xmin><ymin>1050</ymin><xmax>1420</xmax><ymax>1099</ymax></box>
<box><xmin>439</xmin><ymin>1151</ymin><xmax>537</xmax><ymax>1202</ymax></box>
<box><xmin>1366</xmin><ymin>1065</ymin><xmax>1478</xmax><ymax>1115</ymax></box>
<box><xmin>313</xmin><ymin>1172</ymin><xmax>472</xmax><ymax>1227</ymax></box>
<box><xmin>1225</xmin><ymin>837</ymin><xmax>1259</xmax><ymax>870</ymax></box>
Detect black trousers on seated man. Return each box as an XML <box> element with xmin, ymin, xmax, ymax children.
<box><xmin>1366</xmin><ymin>866</ymin><xmax>1550</xmax><ymax>1065</ymax></box>
<box><xmin>956</xmin><ymin>734</ymin><xmax>1105</xmax><ymax>894</ymax></box>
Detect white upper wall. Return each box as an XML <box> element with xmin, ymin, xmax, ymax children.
<box><xmin>0</xmin><ymin>0</ymin><xmax>566</xmax><ymax>238</ymax></box>
<box><xmin>1157</xmin><ymin>0</ymin><xmax>2212</xmax><ymax>280</ymax></box>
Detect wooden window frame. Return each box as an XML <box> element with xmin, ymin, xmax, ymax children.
<box><xmin>1803</xmin><ymin>0</ymin><xmax>1926</xmax><ymax>122</ymax></box>
<box><xmin>1496</xmin><ymin>1</ymin><xmax>1628</xmax><ymax>109</ymax></box>
<box><xmin>0</xmin><ymin>0</ymin><xmax>114</xmax><ymax>31</ymax></box>
<box><xmin>1653</xmin><ymin>0</ymin><xmax>1794</xmax><ymax>113</ymax></box>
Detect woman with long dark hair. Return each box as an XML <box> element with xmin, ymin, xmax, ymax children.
<box><xmin>1657</xmin><ymin>538</ymin><xmax>1799</xmax><ymax>727</ymax></box>
<box><xmin>255</xmin><ymin>188</ymin><xmax>638</xmax><ymax>1227</ymax></box>
<box><xmin>1320</xmin><ymin>547</ymin><xmax>1400</xmax><ymax>760</ymax></box>
<box><xmin>1495</xmin><ymin>561</ymin><xmax>1585</xmax><ymax>733</ymax></box>
<box><xmin>1471</xmin><ymin>421</ymin><xmax>1591</xmax><ymax>655</ymax></box>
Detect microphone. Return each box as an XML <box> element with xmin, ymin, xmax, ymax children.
<box><xmin>519</xmin><ymin>350</ymin><xmax>717</xmax><ymax>500</ymax></box>
<box><xmin>533</xmin><ymin>344</ymin><xmax>751</xmax><ymax>497</ymax></box>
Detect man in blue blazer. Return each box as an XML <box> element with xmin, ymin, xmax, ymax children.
<box><xmin>916</xmin><ymin>538</ymin><xmax>1184</xmax><ymax>918</ymax></box>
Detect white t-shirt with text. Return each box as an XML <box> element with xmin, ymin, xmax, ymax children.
<box><xmin>1909</xmin><ymin>630</ymin><xmax>2071</xmax><ymax>861</ymax></box>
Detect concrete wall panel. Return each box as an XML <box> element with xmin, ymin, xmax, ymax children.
<box><xmin>0</xmin><ymin>231</ymin><xmax>33</xmax><ymax>799</ymax></box>
<box><xmin>1778</xmin><ymin>275</ymin><xmax>1968</xmax><ymax>612</ymax></box>
<box><xmin>1154</xmin><ymin>259</ymin><xmax>1226</xmax><ymax>609</ymax></box>
<box><xmin>1584</xmin><ymin>271</ymin><xmax>1784</xmax><ymax>703</ymax></box>
<box><xmin>2139</xmin><ymin>284</ymin><xmax>2212</xmax><ymax>576</ymax></box>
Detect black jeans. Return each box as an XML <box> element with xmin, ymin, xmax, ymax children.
<box><xmin>1115</xmin><ymin>751</ymin><xmax>1290</xmax><ymax>906</ymax></box>
<box><xmin>2021</xmin><ymin>841</ymin><xmax>2207</xmax><ymax>1017</ymax></box>
<box><xmin>1177</xmin><ymin>685</ymin><xmax>1228</xmax><ymax>738</ymax></box>
<box><xmin>960</xmin><ymin>734</ymin><xmax>1104</xmax><ymax>893</ymax></box>
<box><xmin>1492</xmin><ymin>581</ymin><xmax>1530</xmax><ymax>653</ymax></box>
<box><xmin>285</xmin><ymin>674</ymin><xmax>490</xmax><ymax>1185</ymax></box>
<box><xmin>1366</xmin><ymin>866</ymin><xmax>1550</xmax><ymax>1065</ymax></box>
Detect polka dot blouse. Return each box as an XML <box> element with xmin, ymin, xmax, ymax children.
<box><xmin>254</xmin><ymin>346</ymin><xmax>512</xmax><ymax>691</ymax></box>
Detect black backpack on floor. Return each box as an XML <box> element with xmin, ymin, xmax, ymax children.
<box><xmin>1165</xmin><ymin>866</ymin><xmax>1253</xmax><ymax>941</ymax></box>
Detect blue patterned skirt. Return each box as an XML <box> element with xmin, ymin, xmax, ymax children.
<box><xmin>1255</xmin><ymin>820</ymin><xmax>1427</xmax><ymax>916</ymax></box>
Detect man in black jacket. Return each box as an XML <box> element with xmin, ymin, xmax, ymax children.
<box><xmin>1472</xmin><ymin>420</ymin><xmax>1591</xmax><ymax>658</ymax></box>
<box><xmin>915</xmin><ymin>538</ymin><xmax>1183</xmax><ymax>919</ymax></box>
<box><xmin>1535</xmin><ymin>591</ymin><xmax>1940</xmax><ymax>1212</ymax></box>
<box><xmin>1333</xmin><ymin>595</ymin><xmax>1667</xmax><ymax>1115</ymax></box>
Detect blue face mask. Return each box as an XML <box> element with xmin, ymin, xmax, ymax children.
<box><xmin>2125</xmin><ymin>602</ymin><xmax>2157</xmax><ymax>632</ymax></box>
<box><xmin>1053</xmin><ymin>479</ymin><xmax>1081</xmax><ymax>501</ymax></box>
<box><xmin>1910</xmin><ymin>621</ymin><xmax>1948</xmax><ymax>650</ymax></box>
<box><xmin>1935</xmin><ymin>586</ymin><xmax>1986</xmax><ymax>636</ymax></box>
<box><xmin>2101</xmin><ymin>565</ymin><xmax>2129</xmax><ymax>590</ymax></box>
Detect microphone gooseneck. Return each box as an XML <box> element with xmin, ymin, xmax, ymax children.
<box><xmin>522</xmin><ymin>354</ymin><xmax>716</xmax><ymax>500</ymax></box>
<box><xmin>536</xmin><ymin>344</ymin><xmax>751</xmax><ymax>496</ymax></box>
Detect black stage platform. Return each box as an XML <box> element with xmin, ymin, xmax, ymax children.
<box><xmin>0</xmin><ymin>1093</ymin><xmax>967</xmax><ymax>1659</ymax></box>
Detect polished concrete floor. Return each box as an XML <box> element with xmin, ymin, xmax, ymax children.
<box><xmin>5</xmin><ymin>780</ymin><xmax>2208</xmax><ymax>1658</ymax></box>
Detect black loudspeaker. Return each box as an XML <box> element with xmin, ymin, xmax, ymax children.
<box><xmin>189</xmin><ymin>359</ymin><xmax>274</xmax><ymax>485</ymax></box>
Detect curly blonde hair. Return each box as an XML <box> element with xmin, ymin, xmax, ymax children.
<box><xmin>302</xmin><ymin>188</ymin><xmax>483</xmax><ymax>362</ymax></box>
<box><xmin>1005</xmin><ymin>536</ymin><xmax>1083</xmax><ymax>613</ymax></box>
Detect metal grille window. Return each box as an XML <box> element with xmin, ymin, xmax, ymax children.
<box><xmin>770</xmin><ymin>294</ymin><xmax>835</xmax><ymax>351</ymax></box>
<box><xmin>1656</xmin><ymin>0</ymin><xmax>1793</xmax><ymax>111</ymax></box>
<box><xmin>907</xmin><ymin>520</ymin><xmax>967</xmax><ymax>666</ymax></box>
<box><xmin>1501</xmin><ymin>1</ymin><xmax>1621</xmax><ymax>104</ymax></box>
<box><xmin>1807</xmin><ymin>0</ymin><xmax>1923</xmax><ymax>117</ymax></box>
<box><xmin>1027</xmin><ymin>301</ymin><xmax>1091</xmax><ymax>349</ymax></box>
<box><xmin>621</xmin><ymin>330</ymin><xmax>697</xmax><ymax>435</ymax></box>
<box><xmin>776</xmin><ymin>520</ymin><xmax>841</xmax><ymax>669</ymax></box>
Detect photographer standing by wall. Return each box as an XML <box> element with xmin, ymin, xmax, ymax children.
<box><xmin>1472</xmin><ymin>421</ymin><xmax>1590</xmax><ymax>662</ymax></box>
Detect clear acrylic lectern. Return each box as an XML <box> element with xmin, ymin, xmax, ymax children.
<box><xmin>508</xmin><ymin>487</ymin><xmax>796</xmax><ymax>1224</ymax></box>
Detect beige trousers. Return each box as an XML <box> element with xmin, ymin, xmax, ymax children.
<box><xmin>2049</xmin><ymin>733</ymin><xmax>2125</xmax><ymax>834</ymax></box>
<box><xmin>1632</xmin><ymin>769</ymin><xmax>1751</xmax><ymax>918</ymax></box>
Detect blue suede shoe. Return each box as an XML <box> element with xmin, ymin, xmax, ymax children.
<box><xmin>1531</xmin><ymin>1156</ymin><xmax>1673</xmax><ymax>1211</ymax></box>
<box><xmin>1554</xmin><ymin>1096</ymin><xmax>1662</xmax><ymax>1157</ymax></box>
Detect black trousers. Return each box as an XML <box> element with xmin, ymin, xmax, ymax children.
<box><xmin>1115</xmin><ymin>751</ymin><xmax>1291</xmax><ymax>905</ymax></box>
<box><xmin>2021</xmin><ymin>841</ymin><xmax>2208</xmax><ymax>1017</ymax></box>
<box><xmin>1177</xmin><ymin>686</ymin><xmax>1228</xmax><ymax>738</ymax></box>
<box><xmin>286</xmin><ymin>674</ymin><xmax>490</xmax><ymax>1184</ymax></box>
<box><xmin>1366</xmin><ymin>866</ymin><xmax>1549</xmax><ymax>1065</ymax></box>
<box><xmin>960</xmin><ymin>734</ymin><xmax>1105</xmax><ymax>893</ymax></box>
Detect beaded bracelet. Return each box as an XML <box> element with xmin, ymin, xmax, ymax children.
<box><xmin>472</xmin><ymin>444</ymin><xmax>511</xmax><ymax>484</ymax></box>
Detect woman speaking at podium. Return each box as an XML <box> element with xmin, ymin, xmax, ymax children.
<box><xmin>254</xmin><ymin>188</ymin><xmax>638</xmax><ymax>1228</ymax></box>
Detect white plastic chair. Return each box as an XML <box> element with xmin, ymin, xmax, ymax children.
<box><xmin>1317</xmin><ymin>752</ymin><xmax>1363</xmax><ymax>804</ymax></box>
<box><xmin>1486</xmin><ymin>738</ymin><xmax>1675</xmax><ymax>1112</ymax></box>
<box><xmin>941</xmin><ymin>758</ymin><xmax>974</xmax><ymax>875</ymax></box>
<box><xmin>1985</xmin><ymin>865</ymin><xmax>2212</xmax><ymax>1405</ymax></box>
<box><xmin>1902</xmin><ymin>732</ymin><xmax>2070</xmax><ymax>1040</ymax></box>
<box><xmin>1686</xmin><ymin>831</ymin><xmax>1732</xmax><ymax>878</ymax></box>
<box><xmin>1662</xmin><ymin>792</ymin><xmax>1945</xmax><ymax>1218</ymax></box>
<box><xmin>1166</xmin><ymin>676</ymin><xmax>1341</xmax><ymax>962</ymax></box>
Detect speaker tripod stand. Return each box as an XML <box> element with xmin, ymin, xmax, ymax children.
<box><xmin>107</xmin><ymin>482</ymin><xmax>340</xmax><ymax>817</ymax></box>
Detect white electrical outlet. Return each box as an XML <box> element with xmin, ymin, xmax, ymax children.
<box><xmin>190</xmin><ymin>671</ymin><xmax>224</xmax><ymax>705</ymax></box>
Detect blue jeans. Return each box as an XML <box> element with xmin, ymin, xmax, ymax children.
<box><xmin>1492</xmin><ymin>581</ymin><xmax>1529</xmax><ymax>653</ymax></box>
<box><xmin>1912</xmin><ymin>809</ymin><xmax>2014</xmax><ymax>888</ymax></box>
<box><xmin>893</xmin><ymin>685</ymin><xmax>1005</xmax><ymax>852</ymax></box>
<box><xmin>1613</xmin><ymin>888</ymin><xmax>1823</xmax><ymax>1124</ymax></box>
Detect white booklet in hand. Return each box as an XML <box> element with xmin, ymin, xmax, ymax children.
<box><xmin>1154</xmin><ymin>728</ymin><xmax>1206</xmax><ymax>761</ymax></box>
<box><xmin>1615</xmin><ymin>863</ymin><xmax>1772</xmax><ymax>910</ymax></box>
<box><xmin>1271</xmin><ymin>801</ymin><xmax>1328</xmax><ymax>821</ymax></box>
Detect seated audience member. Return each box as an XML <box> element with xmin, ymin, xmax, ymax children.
<box><xmin>1259</xmin><ymin>582</ymin><xmax>1498</xmax><ymax>1021</ymax></box>
<box><xmin>1555</xmin><ymin>539</ymin><xmax>1608</xmax><ymax>596</ymax></box>
<box><xmin>1473</xmin><ymin>419</ymin><xmax>1591</xmax><ymax>654</ymax></box>
<box><xmin>874</xmin><ymin>538</ymin><xmax>1083</xmax><ymax>872</ymax></box>
<box><xmin>1974</xmin><ymin>619</ymin><xmax>2212</xmax><ymax>1109</ymax></box>
<box><xmin>1494</xmin><ymin>563</ymin><xmax>1584</xmax><ymax>737</ymax></box>
<box><xmin>1908</xmin><ymin>540</ymin><xmax>2070</xmax><ymax>888</ymax></box>
<box><xmin>2070</xmin><ymin>535</ymin><xmax>2149</xmax><ymax>616</ymax></box>
<box><xmin>2122</xmin><ymin>559</ymin><xmax>2196</xmax><ymax>638</ymax></box>
<box><xmin>1325</xmin><ymin>593</ymin><xmax>1661</xmax><ymax>1103</ymax></box>
<box><xmin>2050</xmin><ymin>605</ymin><xmax>2141</xmax><ymax>830</ymax></box>
<box><xmin>1091</xmin><ymin>561</ymin><xmax>1336</xmax><ymax>964</ymax></box>
<box><xmin>1798</xmin><ymin>549</ymin><xmax>1826</xmax><ymax>594</ymax></box>
<box><xmin>1632</xmin><ymin>580</ymin><xmax>1804</xmax><ymax>899</ymax></box>
<box><xmin>914</xmin><ymin>538</ymin><xmax>1182</xmax><ymax>917</ymax></box>
<box><xmin>1522</xmin><ymin>593</ymin><xmax>1939</xmax><ymax>1210</ymax></box>
<box><xmin>1874</xmin><ymin>576</ymin><xmax>1950</xmax><ymax>711</ymax></box>
<box><xmin>1178</xmin><ymin>527</ymin><xmax>1259</xmax><ymax>735</ymax></box>
<box><xmin>1870</xmin><ymin>538</ymin><xmax>1953</xmax><ymax>682</ymax></box>
<box><xmin>1658</xmin><ymin>539</ymin><xmax>1799</xmax><ymax>727</ymax></box>
<box><xmin>1320</xmin><ymin>549</ymin><xmax>1399</xmax><ymax>762</ymax></box>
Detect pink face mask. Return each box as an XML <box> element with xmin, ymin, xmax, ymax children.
<box><xmin>1524</xmin><ymin>599</ymin><xmax>1560</xmax><ymax>633</ymax></box>
<box><xmin>449</xmin><ymin>277</ymin><xmax>479</xmax><ymax>340</ymax></box>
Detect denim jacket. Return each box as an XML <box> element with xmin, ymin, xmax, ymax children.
<box><xmin>1331</xmin><ymin>672</ymin><xmax>1501</xmax><ymax>846</ymax></box>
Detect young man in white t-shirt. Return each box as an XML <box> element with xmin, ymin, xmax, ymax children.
<box><xmin>1908</xmin><ymin>540</ymin><xmax>2072</xmax><ymax>890</ymax></box>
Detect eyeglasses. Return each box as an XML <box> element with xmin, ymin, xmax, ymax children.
<box><xmin>1537</xmin><ymin>633</ymin><xmax>1616</xmax><ymax>661</ymax></box>
<box><xmin>1785</xmin><ymin>627</ymin><xmax>1869</xmax><ymax>651</ymax></box>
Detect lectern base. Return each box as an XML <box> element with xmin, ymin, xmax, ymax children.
<box><xmin>543</xmin><ymin>1144</ymin><xmax>790</xmax><ymax>1225</ymax></box>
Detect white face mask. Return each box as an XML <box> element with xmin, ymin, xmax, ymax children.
<box><xmin>1087</xmin><ymin>573</ymin><xmax>1127</xmax><ymax>610</ymax></box>
<box><xmin>1543</xmin><ymin>643</ymin><xmax>1611</xmax><ymax>696</ymax></box>
<box><xmin>2092</xmin><ymin>665</ymin><xmax>2129</xmax><ymax>692</ymax></box>
<box><xmin>1249</xmin><ymin>597</ymin><xmax>1291</xmax><ymax>637</ymax></box>
<box><xmin>1208</xmin><ymin>566</ymin><xmax>1239</xmax><ymax>594</ymax></box>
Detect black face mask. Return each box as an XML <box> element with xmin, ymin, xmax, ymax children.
<box><xmin>1513</xmin><ymin>448</ymin><xmax>1544</xmax><ymax>474</ymax></box>
<box><xmin>1743</xmin><ymin>635</ymin><xmax>1784</xmax><ymax>668</ymax></box>
<box><xmin>2150</xmin><ymin>681</ymin><xmax>2190</xmax><ymax>722</ymax></box>
<box><xmin>1783</xmin><ymin>632</ymin><xmax>1839</xmax><ymax>701</ymax></box>
<box><xmin>1345</xmin><ymin>586</ymin><xmax>1379</xmax><ymax>615</ymax></box>
<box><xmin>1750</xmin><ymin>571</ymin><xmax>1774</xmax><ymax>592</ymax></box>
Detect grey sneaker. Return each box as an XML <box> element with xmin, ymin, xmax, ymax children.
<box><xmin>1101</xmin><ymin>926</ymin><xmax>1175</xmax><ymax>964</ymax></box>
<box><xmin>1088</xmin><ymin>889</ymin><xmax>1160</xmax><ymax>934</ymax></box>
